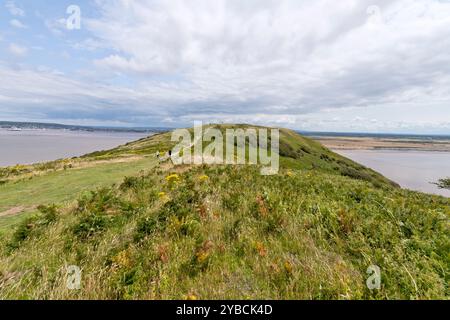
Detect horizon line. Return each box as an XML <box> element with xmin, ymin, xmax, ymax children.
<box><xmin>1</xmin><ymin>120</ymin><xmax>450</xmax><ymax>137</ymax></box>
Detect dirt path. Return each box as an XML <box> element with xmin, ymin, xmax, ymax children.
<box><xmin>0</xmin><ymin>206</ymin><xmax>36</xmax><ymax>218</ymax></box>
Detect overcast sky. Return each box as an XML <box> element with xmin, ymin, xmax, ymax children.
<box><xmin>1</xmin><ymin>0</ymin><xmax>449</xmax><ymax>133</ymax></box>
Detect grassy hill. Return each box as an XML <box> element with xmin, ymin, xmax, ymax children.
<box><xmin>0</xmin><ymin>125</ymin><xmax>448</xmax><ymax>299</ymax></box>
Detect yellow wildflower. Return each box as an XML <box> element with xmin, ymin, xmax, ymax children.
<box><xmin>158</xmin><ymin>191</ymin><xmax>170</xmax><ymax>202</ymax></box>
<box><xmin>284</xmin><ymin>261</ymin><xmax>293</xmax><ymax>274</ymax></box>
<box><xmin>113</xmin><ymin>250</ymin><xmax>132</xmax><ymax>269</ymax></box>
<box><xmin>165</xmin><ymin>174</ymin><xmax>180</xmax><ymax>183</ymax></box>
<box><xmin>196</xmin><ymin>251</ymin><xmax>210</xmax><ymax>264</ymax></box>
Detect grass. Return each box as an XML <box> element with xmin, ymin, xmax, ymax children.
<box><xmin>0</xmin><ymin>212</ymin><xmax>36</xmax><ymax>237</ymax></box>
<box><xmin>0</xmin><ymin>125</ymin><xmax>448</xmax><ymax>300</ymax></box>
<box><xmin>0</xmin><ymin>164</ymin><xmax>447</xmax><ymax>299</ymax></box>
<box><xmin>0</xmin><ymin>157</ymin><xmax>158</xmax><ymax>235</ymax></box>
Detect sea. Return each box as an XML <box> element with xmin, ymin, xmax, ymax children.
<box><xmin>0</xmin><ymin>128</ymin><xmax>150</xmax><ymax>167</ymax></box>
<box><xmin>336</xmin><ymin>149</ymin><xmax>450</xmax><ymax>197</ymax></box>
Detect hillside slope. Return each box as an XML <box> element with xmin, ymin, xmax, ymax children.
<box><xmin>0</xmin><ymin>125</ymin><xmax>396</xmax><ymax>232</ymax></box>
<box><xmin>0</xmin><ymin>125</ymin><xmax>448</xmax><ymax>299</ymax></box>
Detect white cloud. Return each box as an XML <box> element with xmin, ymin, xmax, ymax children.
<box><xmin>87</xmin><ymin>0</ymin><xmax>450</xmax><ymax>112</ymax></box>
<box><xmin>5</xmin><ymin>1</ymin><xmax>25</xmax><ymax>17</ymax></box>
<box><xmin>9</xmin><ymin>19</ymin><xmax>27</xmax><ymax>29</ymax></box>
<box><xmin>45</xmin><ymin>18</ymin><xmax>67</xmax><ymax>36</ymax></box>
<box><xmin>8</xmin><ymin>43</ymin><xmax>28</xmax><ymax>57</ymax></box>
<box><xmin>71</xmin><ymin>38</ymin><xmax>107</xmax><ymax>51</ymax></box>
<box><xmin>1</xmin><ymin>0</ymin><xmax>450</xmax><ymax>132</ymax></box>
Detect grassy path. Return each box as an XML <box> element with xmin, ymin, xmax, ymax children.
<box><xmin>0</xmin><ymin>157</ymin><xmax>157</xmax><ymax>234</ymax></box>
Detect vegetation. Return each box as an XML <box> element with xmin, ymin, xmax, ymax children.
<box><xmin>0</xmin><ymin>131</ymin><xmax>173</xmax><ymax>183</ymax></box>
<box><xmin>0</xmin><ymin>157</ymin><xmax>157</xmax><ymax>234</ymax></box>
<box><xmin>0</xmin><ymin>125</ymin><xmax>448</xmax><ymax>300</ymax></box>
<box><xmin>435</xmin><ymin>178</ymin><xmax>450</xmax><ymax>190</ymax></box>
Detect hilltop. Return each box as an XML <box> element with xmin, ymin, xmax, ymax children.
<box><xmin>0</xmin><ymin>125</ymin><xmax>448</xmax><ymax>299</ymax></box>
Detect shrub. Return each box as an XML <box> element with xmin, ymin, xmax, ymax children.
<box><xmin>340</xmin><ymin>166</ymin><xmax>373</xmax><ymax>184</ymax></box>
<box><xmin>279</xmin><ymin>141</ymin><xmax>300</xmax><ymax>159</ymax></box>
<box><xmin>37</xmin><ymin>204</ymin><xmax>59</xmax><ymax>225</ymax></box>
<box><xmin>134</xmin><ymin>216</ymin><xmax>162</xmax><ymax>242</ymax></box>
<box><xmin>435</xmin><ymin>178</ymin><xmax>450</xmax><ymax>190</ymax></box>
<box><xmin>7</xmin><ymin>205</ymin><xmax>59</xmax><ymax>250</ymax></box>
<box><xmin>299</xmin><ymin>146</ymin><xmax>312</xmax><ymax>154</ymax></box>
<box><xmin>73</xmin><ymin>214</ymin><xmax>110</xmax><ymax>240</ymax></box>
<box><xmin>120</xmin><ymin>176</ymin><xmax>153</xmax><ymax>191</ymax></box>
<box><xmin>222</xmin><ymin>192</ymin><xmax>241</xmax><ymax>212</ymax></box>
<box><xmin>76</xmin><ymin>188</ymin><xmax>121</xmax><ymax>215</ymax></box>
<box><xmin>120</xmin><ymin>176</ymin><xmax>141</xmax><ymax>190</ymax></box>
<box><xmin>7</xmin><ymin>217</ymin><xmax>37</xmax><ymax>250</ymax></box>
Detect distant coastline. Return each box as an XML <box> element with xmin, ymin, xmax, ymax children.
<box><xmin>3</xmin><ymin>121</ymin><xmax>450</xmax><ymax>142</ymax></box>
<box><xmin>0</xmin><ymin>121</ymin><xmax>172</xmax><ymax>134</ymax></box>
<box><xmin>3</xmin><ymin>120</ymin><xmax>450</xmax><ymax>152</ymax></box>
<box><xmin>301</xmin><ymin>131</ymin><xmax>450</xmax><ymax>141</ymax></box>
<box><xmin>311</xmin><ymin>135</ymin><xmax>450</xmax><ymax>152</ymax></box>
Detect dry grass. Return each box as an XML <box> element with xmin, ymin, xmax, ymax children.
<box><xmin>0</xmin><ymin>126</ymin><xmax>448</xmax><ymax>300</ymax></box>
<box><xmin>0</xmin><ymin>162</ymin><xmax>448</xmax><ymax>299</ymax></box>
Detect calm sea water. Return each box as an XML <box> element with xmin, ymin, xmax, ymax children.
<box><xmin>0</xmin><ymin>129</ymin><xmax>150</xmax><ymax>167</ymax></box>
<box><xmin>336</xmin><ymin>150</ymin><xmax>450</xmax><ymax>197</ymax></box>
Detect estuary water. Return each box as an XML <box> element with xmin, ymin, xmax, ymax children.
<box><xmin>0</xmin><ymin>129</ymin><xmax>150</xmax><ymax>167</ymax></box>
<box><xmin>336</xmin><ymin>149</ymin><xmax>450</xmax><ymax>197</ymax></box>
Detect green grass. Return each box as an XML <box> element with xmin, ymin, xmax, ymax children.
<box><xmin>0</xmin><ymin>164</ymin><xmax>447</xmax><ymax>299</ymax></box>
<box><xmin>0</xmin><ymin>157</ymin><xmax>158</xmax><ymax>235</ymax></box>
<box><xmin>0</xmin><ymin>125</ymin><xmax>448</xmax><ymax>300</ymax></box>
<box><xmin>0</xmin><ymin>211</ymin><xmax>36</xmax><ymax>237</ymax></box>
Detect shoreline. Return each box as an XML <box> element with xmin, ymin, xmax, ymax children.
<box><xmin>313</xmin><ymin>136</ymin><xmax>450</xmax><ymax>152</ymax></box>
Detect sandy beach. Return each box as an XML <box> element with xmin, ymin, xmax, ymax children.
<box><xmin>314</xmin><ymin>136</ymin><xmax>450</xmax><ymax>152</ymax></box>
<box><xmin>310</xmin><ymin>135</ymin><xmax>450</xmax><ymax>197</ymax></box>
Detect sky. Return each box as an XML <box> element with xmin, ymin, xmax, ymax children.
<box><xmin>0</xmin><ymin>0</ymin><xmax>449</xmax><ymax>133</ymax></box>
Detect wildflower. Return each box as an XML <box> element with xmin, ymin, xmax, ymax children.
<box><xmin>284</xmin><ymin>260</ymin><xmax>293</xmax><ymax>274</ymax></box>
<box><xmin>196</xmin><ymin>240</ymin><xmax>213</xmax><ymax>263</ymax></box>
<box><xmin>256</xmin><ymin>195</ymin><xmax>269</xmax><ymax>217</ymax></box>
<box><xmin>168</xmin><ymin>216</ymin><xmax>182</xmax><ymax>232</ymax></box>
<box><xmin>166</xmin><ymin>174</ymin><xmax>181</xmax><ymax>189</ymax></box>
<box><xmin>197</xmin><ymin>204</ymin><xmax>208</xmax><ymax>218</ymax></box>
<box><xmin>158</xmin><ymin>191</ymin><xmax>170</xmax><ymax>202</ymax></box>
<box><xmin>185</xmin><ymin>294</ymin><xmax>198</xmax><ymax>300</ymax></box>
<box><xmin>157</xmin><ymin>244</ymin><xmax>169</xmax><ymax>263</ymax></box>
<box><xmin>286</xmin><ymin>170</ymin><xmax>294</xmax><ymax>177</ymax></box>
<box><xmin>269</xmin><ymin>262</ymin><xmax>280</xmax><ymax>273</ymax></box>
<box><xmin>113</xmin><ymin>250</ymin><xmax>132</xmax><ymax>269</ymax></box>
<box><xmin>198</xmin><ymin>174</ymin><xmax>209</xmax><ymax>182</ymax></box>
<box><xmin>196</xmin><ymin>251</ymin><xmax>210</xmax><ymax>263</ymax></box>
<box><xmin>165</xmin><ymin>174</ymin><xmax>180</xmax><ymax>183</ymax></box>
<box><xmin>255</xmin><ymin>241</ymin><xmax>267</xmax><ymax>257</ymax></box>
